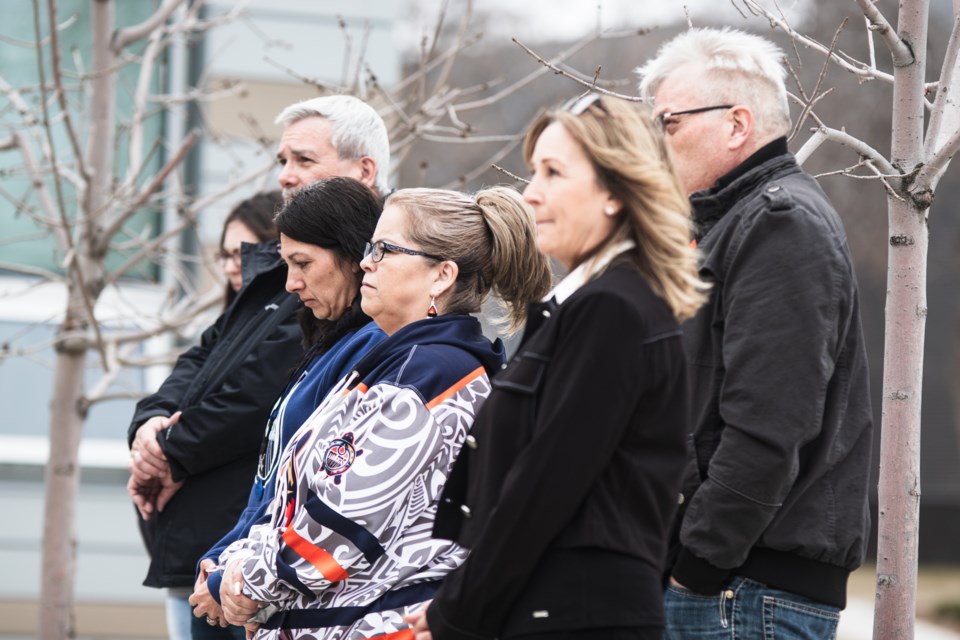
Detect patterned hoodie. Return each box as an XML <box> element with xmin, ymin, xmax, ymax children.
<box><xmin>219</xmin><ymin>314</ymin><xmax>505</xmax><ymax>639</ymax></box>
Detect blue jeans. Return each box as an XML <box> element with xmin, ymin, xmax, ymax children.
<box><xmin>663</xmin><ymin>576</ymin><xmax>840</xmax><ymax>640</ymax></box>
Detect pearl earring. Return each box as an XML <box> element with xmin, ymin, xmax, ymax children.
<box><xmin>604</xmin><ymin>205</ymin><xmax>617</xmax><ymax>216</ymax></box>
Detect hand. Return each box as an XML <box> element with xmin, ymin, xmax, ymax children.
<box><xmin>130</xmin><ymin>413</ymin><xmax>180</xmax><ymax>481</ymax></box>
<box><xmin>189</xmin><ymin>559</ymin><xmax>227</xmax><ymax>627</ymax></box>
<box><xmin>669</xmin><ymin>576</ymin><xmax>689</xmax><ymax>590</ymax></box>
<box><xmin>127</xmin><ymin>463</ymin><xmax>182</xmax><ymax>520</ymax></box>
<box><xmin>403</xmin><ymin>603</ymin><xmax>433</xmax><ymax>640</ymax></box>
<box><xmin>220</xmin><ymin>560</ymin><xmax>262</xmax><ymax>626</ymax></box>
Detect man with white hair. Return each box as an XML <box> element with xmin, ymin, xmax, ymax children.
<box><xmin>637</xmin><ymin>28</ymin><xmax>873</xmax><ymax>639</ymax></box>
<box><xmin>129</xmin><ymin>94</ymin><xmax>390</xmax><ymax>640</ymax></box>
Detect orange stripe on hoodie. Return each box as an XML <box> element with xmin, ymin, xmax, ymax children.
<box><xmin>426</xmin><ymin>366</ymin><xmax>486</xmax><ymax>410</ymax></box>
<box><xmin>281</xmin><ymin>527</ymin><xmax>348</xmax><ymax>582</ymax></box>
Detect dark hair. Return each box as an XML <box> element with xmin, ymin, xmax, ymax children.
<box><xmin>275</xmin><ymin>177</ymin><xmax>382</xmax><ymax>353</ymax></box>
<box><xmin>220</xmin><ymin>191</ymin><xmax>283</xmax><ymax>306</ymax></box>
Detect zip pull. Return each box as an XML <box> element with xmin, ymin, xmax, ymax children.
<box><xmin>719</xmin><ymin>588</ymin><xmax>734</xmax><ymax>629</ymax></box>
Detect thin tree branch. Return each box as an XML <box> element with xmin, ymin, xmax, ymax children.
<box><xmin>96</xmin><ymin>129</ymin><xmax>198</xmax><ymax>255</ymax></box>
<box><xmin>432</xmin><ymin>0</ymin><xmax>472</xmax><ymax>95</ymax></box>
<box><xmin>855</xmin><ymin>0</ymin><xmax>914</xmax><ymax>66</ymax></box>
<box><xmin>794</xmin><ymin>128</ymin><xmax>827</xmax><ymax>166</ymax></box>
<box><xmin>914</xmin><ymin>126</ymin><xmax>960</xmax><ymax>192</ymax></box>
<box><xmin>491</xmin><ymin>163</ymin><xmax>529</xmax><ymax>184</ymax></box>
<box><xmin>810</xmin><ymin>125</ymin><xmax>899</xmax><ymax>176</ymax></box>
<box><xmin>112</xmin><ymin>0</ymin><xmax>185</xmax><ymax>52</ymax></box>
<box><xmin>924</xmin><ymin>13</ymin><xmax>960</xmax><ymax>157</ymax></box>
<box><xmin>788</xmin><ymin>20</ymin><xmax>845</xmax><ymax>143</ymax></box>
<box><xmin>506</xmin><ymin>37</ymin><xmax>645</xmax><ymax>104</ymax></box>
<box><xmin>186</xmin><ymin>159</ymin><xmax>274</xmax><ymax>215</ymax></box>
<box><xmin>124</xmin><ymin>26</ymin><xmax>165</xmax><ymax>196</ymax></box>
<box><xmin>106</xmin><ymin>216</ymin><xmax>195</xmax><ymax>285</ymax></box>
<box><xmin>44</xmin><ymin>0</ymin><xmax>85</xmax><ymax>176</ymax></box>
<box><xmin>736</xmin><ymin>0</ymin><xmax>896</xmax><ymax>85</ymax></box>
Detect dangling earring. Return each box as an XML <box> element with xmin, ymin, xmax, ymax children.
<box><xmin>427</xmin><ymin>297</ymin><xmax>438</xmax><ymax>318</ymax></box>
<box><xmin>604</xmin><ymin>205</ymin><xmax>617</xmax><ymax>217</ymax></box>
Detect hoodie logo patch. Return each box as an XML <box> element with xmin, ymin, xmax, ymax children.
<box><xmin>322</xmin><ymin>432</ymin><xmax>363</xmax><ymax>484</ymax></box>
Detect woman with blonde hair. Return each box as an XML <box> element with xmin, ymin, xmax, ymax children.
<box><xmin>216</xmin><ymin>186</ymin><xmax>551</xmax><ymax>639</ymax></box>
<box><xmin>409</xmin><ymin>93</ymin><xmax>707</xmax><ymax>640</ymax></box>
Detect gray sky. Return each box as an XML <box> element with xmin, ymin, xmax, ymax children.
<box><xmin>399</xmin><ymin>0</ymin><xmax>812</xmax><ymax>49</ymax></box>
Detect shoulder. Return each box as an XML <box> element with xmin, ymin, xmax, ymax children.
<box><xmin>397</xmin><ymin>343</ymin><xmax>491</xmax><ymax>404</ymax></box>
<box><xmin>562</xmin><ymin>264</ymin><xmax>680</xmax><ymax>342</ymax></box>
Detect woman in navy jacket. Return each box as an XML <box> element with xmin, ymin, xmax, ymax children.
<box><xmin>188</xmin><ymin>177</ymin><xmax>386</xmax><ymax>633</ymax></box>
<box><xmin>410</xmin><ymin>94</ymin><xmax>708</xmax><ymax>640</ymax></box>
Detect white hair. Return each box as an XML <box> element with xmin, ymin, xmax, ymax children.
<box><xmin>275</xmin><ymin>95</ymin><xmax>391</xmax><ymax>194</ymax></box>
<box><xmin>636</xmin><ymin>28</ymin><xmax>791</xmax><ymax>139</ymax></box>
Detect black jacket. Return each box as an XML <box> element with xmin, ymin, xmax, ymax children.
<box><xmin>428</xmin><ymin>262</ymin><xmax>689</xmax><ymax>639</ymax></box>
<box><xmin>128</xmin><ymin>241</ymin><xmax>304</xmax><ymax>588</ymax></box>
<box><xmin>671</xmin><ymin>141</ymin><xmax>874</xmax><ymax>608</ymax></box>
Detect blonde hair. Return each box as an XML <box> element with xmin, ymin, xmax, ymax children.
<box><xmin>524</xmin><ymin>95</ymin><xmax>708</xmax><ymax>322</ymax></box>
<box><xmin>387</xmin><ymin>187</ymin><xmax>552</xmax><ymax>333</ymax></box>
<box><xmin>636</xmin><ymin>28</ymin><xmax>791</xmax><ymax>140</ymax></box>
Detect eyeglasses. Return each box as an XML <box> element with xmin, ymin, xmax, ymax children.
<box><xmin>217</xmin><ymin>249</ymin><xmax>242</xmax><ymax>267</ymax></box>
<box><xmin>655</xmin><ymin>105</ymin><xmax>734</xmax><ymax>130</ymax></box>
<box><xmin>561</xmin><ymin>92</ymin><xmax>610</xmax><ymax>116</ymax></box>
<box><xmin>363</xmin><ymin>240</ymin><xmax>444</xmax><ymax>263</ymax></box>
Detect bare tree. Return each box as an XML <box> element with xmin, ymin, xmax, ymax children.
<box><xmin>0</xmin><ymin>1</ymin><xmax>249</xmax><ymax>637</ymax></box>
<box><xmin>733</xmin><ymin>0</ymin><xmax>960</xmax><ymax>637</ymax></box>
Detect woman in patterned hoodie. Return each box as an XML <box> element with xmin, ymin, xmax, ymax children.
<box><xmin>216</xmin><ymin>187</ymin><xmax>552</xmax><ymax>639</ymax></box>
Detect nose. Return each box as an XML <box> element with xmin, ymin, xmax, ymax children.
<box><xmin>522</xmin><ymin>177</ymin><xmax>542</xmax><ymax>205</ymax></box>
<box><xmin>278</xmin><ymin>163</ymin><xmax>298</xmax><ymax>190</ymax></box>
<box><xmin>359</xmin><ymin>253</ymin><xmax>374</xmax><ymax>272</ymax></box>
<box><xmin>285</xmin><ymin>271</ymin><xmax>302</xmax><ymax>293</ymax></box>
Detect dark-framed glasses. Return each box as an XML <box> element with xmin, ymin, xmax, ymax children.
<box><xmin>216</xmin><ymin>249</ymin><xmax>242</xmax><ymax>267</ymax></box>
<box><xmin>561</xmin><ymin>92</ymin><xmax>610</xmax><ymax>116</ymax></box>
<box><xmin>655</xmin><ymin>105</ymin><xmax>734</xmax><ymax>130</ymax></box>
<box><xmin>363</xmin><ymin>240</ymin><xmax>444</xmax><ymax>263</ymax></box>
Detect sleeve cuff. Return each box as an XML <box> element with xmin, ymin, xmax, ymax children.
<box><xmin>207</xmin><ymin>571</ymin><xmax>224</xmax><ymax>606</ymax></box>
<box><xmin>671</xmin><ymin>546</ymin><xmax>731</xmax><ymax>595</ymax></box>
<box><xmin>426</xmin><ymin>602</ymin><xmax>492</xmax><ymax>640</ymax></box>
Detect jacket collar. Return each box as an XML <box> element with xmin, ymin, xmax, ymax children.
<box><xmin>351</xmin><ymin>314</ymin><xmax>505</xmax><ymax>386</ymax></box>
<box><xmin>240</xmin><ymin>240</ymin><xmax>284</xmax><ymax>286</ymax></box>
<box><xmin>689</xmin><ymin>139</ymin><xmax>798</xmax><ymax>240</ymax></box>
<box><xmin>546</xmin><ymin>239</ymin><xmax>636</xmax><ymax>305</ymax></box>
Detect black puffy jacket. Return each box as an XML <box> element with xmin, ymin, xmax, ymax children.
<box><xmin>127</xmin><ymin>241</ymin><xmax>303</xmax><ymax>588</ymax></box>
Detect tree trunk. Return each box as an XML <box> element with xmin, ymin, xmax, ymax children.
<box><xmin>874</xmin><ymin>2</ymin><xmax>929</xmax><ymax>638</ymax></box>
<box><xmin>38</xmin><ymin>300</ymin><xmax>88</xmax><ymax>640</ymax></box>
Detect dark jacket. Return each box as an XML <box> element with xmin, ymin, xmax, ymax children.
<box><xmin>670</xmin><ymin>142</ymin><xmax>874</xmax><ymax>609</ymax></box>
<box><xmin>128</xmin><ymin>240</ymin><xmax>304</xmax><ymax>588</ymax></box>
<box><xmin>428</xmin><ymin>262</ymin><xmax>689</xmax><ymax>639</ymax></box>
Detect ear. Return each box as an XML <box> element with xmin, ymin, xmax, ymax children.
<box><xmin>431</xmin><ymin>260</ymin><xmax>460</xmax><ymax>299</ymax></box>
<box><xmin>357</xmin><ymin>156</ymin><xmax>378</xmax><ymax>189</ymax></box>
<box><xmin>604</xmin><ymin>195</ymin><xmax>624</xmax><ymax>216</ymax></box>
<box><xmin>726</xmin><ymin>106</ymin><xmax>754</xmax><ymax>152</ymax></box>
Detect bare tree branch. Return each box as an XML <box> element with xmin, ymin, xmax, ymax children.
<box><xmin>736</xmin><ymin>0</ymin><xmax>897</xmax><ymax>85</ymax></box>
<box><xmin>505</xmin><ymin>37</ymin><xmax>644</xmax><ymax>105</ymax></box>
<box><xmin>432</xmin><ymin>0</ymin><xmax>473</xmax><ymax>96</ymax></box>
<box><xmin>914</xmin><ymin>125</ymin><xmax>960</xmax><ymax>192</ymax></box>
<box><xmin>44</xmin><ymin>0</ymin><xmax>85</xmax><ymax>176</ymax></box>
<box><xmin>924</xmin><ymin>12</ymin><xmax>960</xmax><ymax>157</ymax></box>
<box><xmin>794</xmin><ymin>128</ymin><xmax>827</xmax><ymax>166</ymax></box>
<box><xmin>96</xmin><ymin>129</ymin><xmax>199</xmax><ymax>255</ymax></box>
<box><xmin>492</xmin><ymin>163</ymin><xmax>529</xmax><ymax>184</ymax></box>
<box><xmin>810</xmin><ymin>125</ymin><xmax>899</xmax><ymax>176</ymax></box>
<box><xmin>788</xmin><ymin>20</ymin><xmax>845</xmax><ymax>143</ymax></box>
<box><xmin>106</xmin><ymin>214</ymin><xmax>196</xmax><ymax>285</ymax></box>
<box><xmin>112</xmin><ymin>0</ymin><xmax>186</xmax><ymax>52</ymax></box>
<box><xmin>124</xmin><ymin>26</ymin><xmax>165</xmax><ymax>196</ymax></box>
<box><xmin>855</xmin><ymin>0</ymin><xmax>914</xmax><ymax>66</ymax></box>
